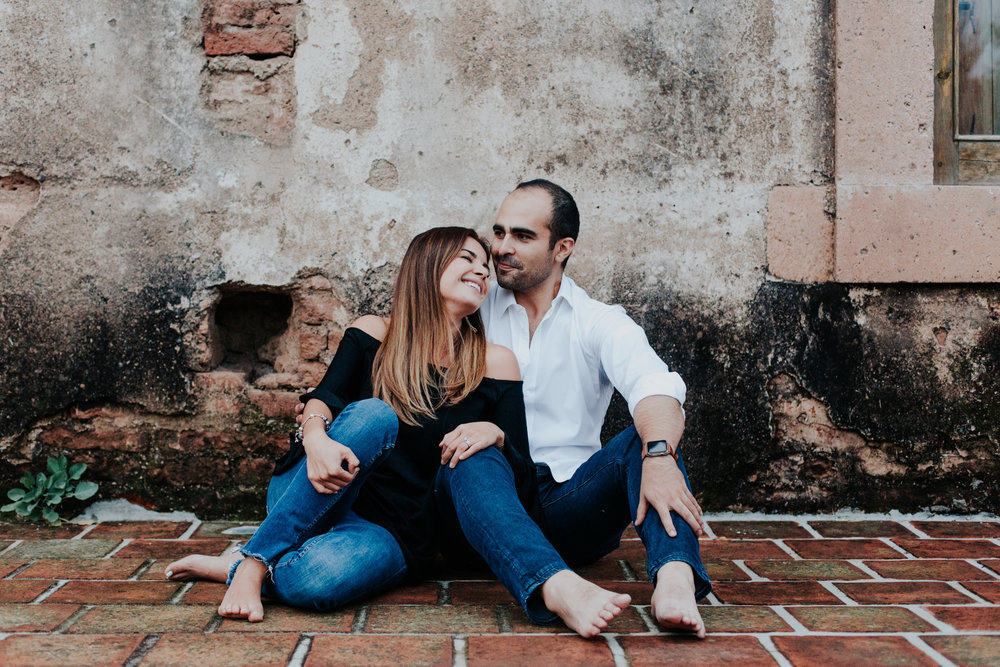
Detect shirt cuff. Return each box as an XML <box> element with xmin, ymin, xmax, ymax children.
<box><xmin>626</xmin><ymin>372</ymin><xmax>686</xmax><ymax>416</ymax></box>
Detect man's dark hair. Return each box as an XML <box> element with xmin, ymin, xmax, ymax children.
<box><xmin>514</xmin><ymin>179</ymin><xmax>579</xmax><ymax>267</ymax></box>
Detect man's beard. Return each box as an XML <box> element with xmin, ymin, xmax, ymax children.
<box><xmin>493</xmin><ymin>254</ymin><xmax>553</xmax><ymax>292</ymax></box>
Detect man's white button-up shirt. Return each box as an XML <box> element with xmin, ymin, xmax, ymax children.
<box><xmin>479</xmin><ymin>276</ymin><xmax>686</xmax><ymax>482</ymax></box>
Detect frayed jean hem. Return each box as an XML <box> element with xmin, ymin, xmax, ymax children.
<box><xmin>521</xmin><ymin>563</ymin><xmax>569</xmax><ymax>625</ymax></box>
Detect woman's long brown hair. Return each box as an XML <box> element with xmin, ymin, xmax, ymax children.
<box><xmin>372</xmin><ymin>227</ymin><xmax>489</xmax><ymax>425</ymax></box>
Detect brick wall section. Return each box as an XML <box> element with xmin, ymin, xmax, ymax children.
<box><xmin>203</xmin><ymin>1</ymin><xmax>298</xmax><ymax>57</ymax></box>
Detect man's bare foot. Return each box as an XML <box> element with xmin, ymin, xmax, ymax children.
<box><xmin>164</xmin><ymin>550</ymin><xmax>238</xmax><ymax>582</ymax></box>
<box><xmin>218</xmin><ymin>558</ymin><xmax>267</xmax><ymax>622</ymax></box>
<box><xmin>651</xmin><ymin>561</ymin><xmax>705</xmax><ymax>638</ymax></box>
<box><xmin>540</xmin><ymin>569</ymin><xmax>632</xmax><ymax>638</ymax></box>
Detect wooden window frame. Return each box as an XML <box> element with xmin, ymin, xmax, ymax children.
<box><xmin>935</xmin><ymin>0</ymin><xmax>1000</xmax><ymax>184</ymax></box>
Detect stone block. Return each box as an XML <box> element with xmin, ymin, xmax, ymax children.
<box><xmin>247</xmin><ymin>389</ymin><xmax>299</xmax><ymax>418</ymax></box>
<box><xmin>765</xmin><ymin>185</ymin><xmax>833</xmax><ymax>282</ymax></box>
<box><xmin>193</xmin><ymin>370</ymin><xmax>250</xmax><ymax>393</ymax></box>
<box><xmin>296</xmin><ymin>291</ymin><xmax>341</xmax><ymax>325</ymax></box>
<box><xmin>298</xmin><ymin>329</ymin><xmax>327</xmax><ymax>360</ymax></box>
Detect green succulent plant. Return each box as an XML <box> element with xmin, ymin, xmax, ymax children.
<box><xmin>2</xmin><ymin>455</ymin><xmax>99</xmax><ymax>524</ymax></box>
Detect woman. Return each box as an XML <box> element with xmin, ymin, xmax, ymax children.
<box><xmin>165</xmin><ymin>227</ymin><xmax>629</xmax><ymax>635</ymax></box>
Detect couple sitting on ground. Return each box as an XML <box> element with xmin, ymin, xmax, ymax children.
<box><xmin>166</xmin><ymin>180</ymin><xmax>711</xmax><ymax>638</ymax></box>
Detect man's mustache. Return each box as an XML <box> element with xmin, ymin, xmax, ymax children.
<box><xmin>493</xmin><ymin>254</ymin><xmax>523</xmax><ymax>270</ymax></box>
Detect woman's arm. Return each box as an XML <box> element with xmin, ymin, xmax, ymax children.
<box><xmin>298</xmin><ymin>317</ymin><xmax>385</xmax><ymax>493</ymax></box>
<box><xmin>439</xmin><ymin>344</ymin><xmax>521</xmax><ymax>467</ymax></box>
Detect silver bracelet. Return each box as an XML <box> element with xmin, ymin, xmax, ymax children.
<box><xmin>296</xmin><ymin>413</ymin><xmax>331</xmax><ymax>445</ymax></box>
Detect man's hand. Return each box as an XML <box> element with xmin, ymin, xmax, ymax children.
<box><xmin>302</xmin><ymin>433</ymin><xmax>359</xmax><ymax>494</ymax></box>
<box><xmin>439</xmin><ymin>422</ymin><xmax>504</xmax><ymax>468</ymax></box>
<box><xmin>636</xmin><ymin>456</ymin><xmax>704</xmax><ymax>537</ymax></box>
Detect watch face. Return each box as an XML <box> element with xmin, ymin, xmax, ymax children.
<box><xmin>646</xmin><ymin>440</ymin><xmax>670</xmax><ymax>456</ymax></box>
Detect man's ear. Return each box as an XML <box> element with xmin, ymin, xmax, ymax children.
<box><xmin>554</xmin><ymin>237</ymin><xmax>575</xmax><ymax>264</ymax></box>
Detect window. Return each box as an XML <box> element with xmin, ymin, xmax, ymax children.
<box><xmin>936</xmin><ymin>0</ymin><xmax>1000</xmax><ymax>183</ymax></box>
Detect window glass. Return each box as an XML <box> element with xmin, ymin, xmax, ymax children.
<box><xmin>957</xmin><ymin>0</ymin><xmax>1000</xmax><ymax>136</ymax></box>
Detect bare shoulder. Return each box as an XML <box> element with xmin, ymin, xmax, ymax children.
<box><xmin>485</xmin><ymin>343</ymin><xmax>521</xmax><ymax>381</ymax></box>
<box><xmin>351</xmin><ymin>315</ymin><xmax>389</xmax><ymax>341</ymax></box>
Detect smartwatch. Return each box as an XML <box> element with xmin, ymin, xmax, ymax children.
<box><xmin>643</xmin><ymin>440</ymin><xmax>677</xmax><ymax>461</ymax></box>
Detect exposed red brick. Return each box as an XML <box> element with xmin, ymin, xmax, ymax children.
<box><xmin>863</xmin><ymin>558</ymin><xmax>993</xmax><ymax>581</ymax></box>
<box><xmin>211</xmin><ymin>1</ymin><xmax>297</xmax><ymax>28</ymax></box>
<box><xmin>713</xmin><ymin>581</ymin><xmax>842</xmax><ymax>605</ymax></box>
<box><xmin>142</xmin><ymin>633</ymin><xmax>299</xmax><ymax>666</ymax></box>
<box><xmin>772</xmin><ymin>636</ymin><xmax>936</xmax><ymax>667</ymax></box>
<box><xmin>837</xmin><ymin>581</ymin><xmax>976</xmax><ymax>604</ymax></box>
<box><xmin>38</xmin><ymin>427</ymin><xmax>148</xmax><ymax>452</ymax></box>
<box><xmin>193</xmin><ymin>369</ymin><xmax>249</xmax><ymax>393</ymax></box>
<box><xmin>0</xmin><ymin>635</ymin><xmax>144</xmax><ymax>666</ymax></box>
<box><xmin>46</xmin><ymin>581</ymin><xmax>182</xmax><ymax>605</ymax></box>
<box><xmin>0</xmin><ymin>559</ymin><xmax>28</xmax><ymax>577</ymax></box>
<box><xmin>306</xmin><ymin>636</ymin><xmax>451</xmax><ymax>667</ymax></box>
<box><xmin>808</xmin><ymin>520</ymin><xmax>915</xmax><ymax>538</ymax></box>
<box><xmin>15</xmin><ymin>558</ymin><xmax>146</xmax><ymax>580</ymax></box>
<box><xmin>248</xmin><ymin>388</ymin><xmax>300</xmax><ymax>417</ymax></box>
<box><xmin>297</xmin><ymin>292</ymin><xmax>341</xmax><ymax>325</ymax></box>
<box><xmin>469</xmin><ymin>636</ymin><xmax>616</xmax><ymax>667</ymax></box>
<box><xmin>910</xmin><ymin>521</ymin><xmax>1000</xmax><ymax>538</ymax></box>
<box><xmin>69</xmin><ymin>405</ymin><xmax>130</xmax><ymax>420</ymax></box>
<box><xmin>297</xmin><ymin>361</ymin><xmax>329</xmax><ymax>387</ymax></box>
<box><xmin>0</xmin><ymin>603</ymin><xmax>80</xmax><ymax>632</ymax></box>
<box><xmin>365</xmin><ymin>604</ymin><xmax>499</xmax><ymax>634</ymax></box>
<box><xmin>298</xmin><ymin>330</ymin><xmax>327</xmax><ymax>360</ymax></box>
<box><xmin>254</xmin><ymin>372</ymin><xmax>300</xmax><ymax>390</ymax></box>
<box><xmin>785</xmin><ymin>605</ymin><xmax>935</xmax><ymax>632</ymax></box>
<box><xmin>784</xmin><ymin>538</ymin><xmax>906</xmax><ymax>559</ymax></box>
<box><xmin>709</xmin><ymin>520</ymin><xmax>811</xmax><ymax>539</ymax></box>
<box><xmin>205</xmin><ymin>28</ymin><xmax>294</xmax><ymax>57</ymax></box>
<box><xmin>0</xmin><ymin>579</ymin><xmax>55</xmax><ymax>602</ymax></box>
<box><xmin>743</xmin><ymin>559</ymin><xmax>868</xmax><ymax>580</ymax></box>
<box><xmin>0</xmin><ymin>523</ymin><xmax>85</xmax><ymax>540</ymax></box>
<box><xmin>113</xmin><ymin>538</ymin><xmax>231</xmax><ymax>560</ymax></box>
<box><xmin>699</xmin><ymin>539</ymin><xmax>791</xmax><ymax>560</ymax></box>
<box><xmin>86</xmin><ymin>521</ymin><xmax>192</xmax><ymax>540</ymax></box>
<box><xmin>924</xmin><ymin>606</ymin><xmax>1000</xmax><ymax>631</ymax></box>
<box><xmin>327</xmin><ymin>329</ymin><xmax>343</xmax><ymax>352</ymax></box>
<box><xmin>892</xmin><ymin>538</ymin><xmax>1000</xmax><ymax>559</ymax></box>
<box><xmin>923</xmin><ymin>635</ymin><xmax>1000</xmax><ymax>666</ymax></box>
<box><xmin>621</xmin><ymin>636</ymin><xmax>778</xmax><ymax>667</ymax></box>
<box><xmin>706</xmin><ymin>560</ymin><xmax>753</xmax><ymax>581</ymax></box>
<box><xmin>981</xmin><ymin>559</ymin><xmax>1000</xmax><ymax>577</ymax></box>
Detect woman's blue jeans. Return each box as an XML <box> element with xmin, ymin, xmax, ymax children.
<box><xmin>435</xmin><ymin>426</ymin><xmax>712</xmax><ymax>624</ymax></box>
<box><xmin>233</xmin><ymin>398</ymin><xmax>406</xmax><ymax>611</ymax></box>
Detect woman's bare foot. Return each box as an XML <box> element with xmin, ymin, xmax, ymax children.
<box><xmin>540</xmin><ymin>569</ymin><xmax>632</xmax><ymax>638</ymax></box>
<box><xmin>218</xmin><ymin>558</ymin><xmax>267</xmax><ymax>622</ymax></box>
<box><xmin>164</xmin><ymin>550</ymin><xmax>238</xmax><ymax>583</ymax></box>
<box><xmin>651</xmin><ymin>561</ymin><xmax>705</xmax><ymax>638</ymax></box>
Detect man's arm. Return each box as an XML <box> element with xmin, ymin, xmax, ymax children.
<box><xmin>632</xmin><ymin>395</ymin><xmax>703</xmax><ymax>536</ymax></box>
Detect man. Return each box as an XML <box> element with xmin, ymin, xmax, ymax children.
<box><xmin>457</xmin><ymin>179</ymin><xmax>710</xmax><ymax>635</ymax></box>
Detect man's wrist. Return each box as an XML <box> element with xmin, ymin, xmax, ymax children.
<box><xmin>642</xmin><ymin>439</ymin><xmax>678</xmax><ymax>461</ymax></box>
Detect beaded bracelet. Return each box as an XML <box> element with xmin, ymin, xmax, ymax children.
<box><xmin>295</xmin><ymin>413</ymin><xmax>331</xmax><ymax>445</ymax></box>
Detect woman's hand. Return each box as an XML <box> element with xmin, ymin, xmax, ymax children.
<box><xmin>302</xmin><ymin>432</ymin><xmax>360</xmax><ymax>494</ymax></box>
<box><xmin>439</xmin><ymin>422</ymin><xmax>504</xmax><ymax>468</ymax></box>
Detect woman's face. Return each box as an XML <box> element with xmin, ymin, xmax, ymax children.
<box><xmin>439</xmin><ymin>237</ymin><xmax>490</xmax><ymax>319</ymax></box>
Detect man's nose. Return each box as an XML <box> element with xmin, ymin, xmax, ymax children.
<box><xmin>495</xmin><ymin>236</ymin><xmax>514</xmax><ymax>256</ymax></box>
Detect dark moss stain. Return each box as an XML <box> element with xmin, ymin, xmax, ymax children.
<box><xmin>605</xmin><ymin>279</ymin><xmax>1000</xmax><ymax>514</ymax></box>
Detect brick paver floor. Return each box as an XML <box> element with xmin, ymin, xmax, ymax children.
<box><xmin>1</xmin><ymin>514</ymin><xmax>998</xmax><ymax>666</ymax></box>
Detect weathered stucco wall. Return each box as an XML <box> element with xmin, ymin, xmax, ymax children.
<box><xmin>1</xmin><ymin>0</ymin><xmax>996</xmax><ymax>517</ymax></box>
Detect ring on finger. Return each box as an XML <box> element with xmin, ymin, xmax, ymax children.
<box><xmin>463</xmin><ymin>437</ymin><xmax>472</xmax><ymax>446</ymax></box>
